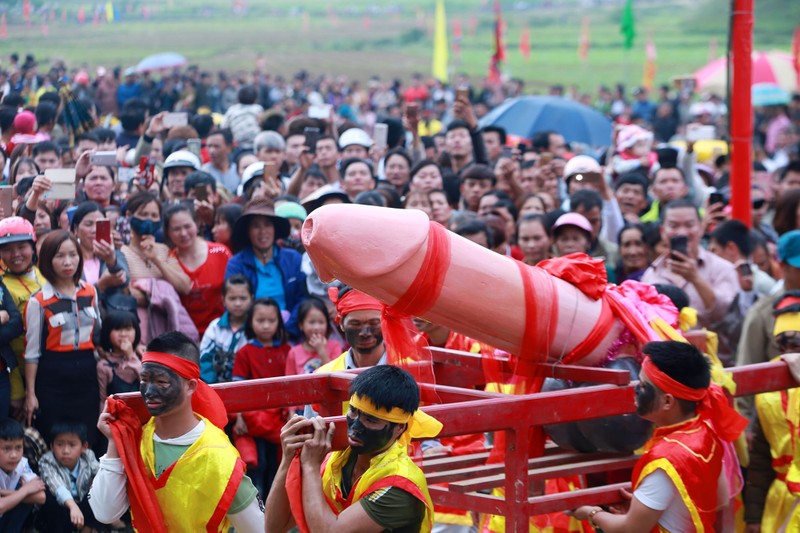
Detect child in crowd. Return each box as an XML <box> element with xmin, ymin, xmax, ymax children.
<box><xmin>285</xmin><ymin>297</ymin><xmax>342</xmax><ymax>375</ymax></box>
<box><xmin>97</xmin><ymin>310</ymin><xmax>143</xmax><ymax>407</ymax></box>
<box><xmin>200</xmin><ymin>274</ymin><xmax>252</xmax><ymax>384</ymax></box>
<box><xmin>611</xmin><ymin>124</ymin><xmax>659</xmax><ymax>179</ymax></box>
<box><xmin>232</xmin><ymin>298</ymin><xmax>291</xmax><ymax>496</ymax></box>
<box><xmin>0</xmin><ymin>418</ymin><xmax>45</xmax><ymax>532</ymax></box>
<box><xmin>37</xmin><ymin>421</ymin><xmax>104</xmax><ymax>533</ymax></box>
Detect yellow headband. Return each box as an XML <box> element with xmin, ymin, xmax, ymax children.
<box><xmin>774</xmin><ymin>312</ymin><xmax>800</xmax><ymax>337</ymax></box>
<box><xmin>349</xmin><ymin>394</ymin><xmax>443</xmax><ymax>446</ymax></box>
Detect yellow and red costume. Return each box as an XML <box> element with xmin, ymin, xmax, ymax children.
<box><xmin>633</xmin><ymin>357</ymin><xmax>747</xmax><ymax>533</ymax></box>
<box><xmin>287</xmin><ymin>393</ymin><xmax>442</xmax><ymax>533</ymax></box>
<box><xmin>106</xmin><ymin>351</ymin><xmax>242</xmax><ymax>533</ymax></box>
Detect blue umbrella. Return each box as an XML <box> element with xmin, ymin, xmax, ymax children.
<box><xmin>478</xmin><ymin>96</ymin><xmax>612</xmax><ymax>147</ymax></box>
<box><xmin>752</xmin><ymin>83</ymin><xmax>790</xmax><ymax>106</ymax></box>
<box><xmin>135</xmin><ymin>52</ymin><xmax>188</xmax><ymax>73</ymax></box>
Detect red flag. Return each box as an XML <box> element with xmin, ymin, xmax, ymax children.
<box><xmin>23</xmin><ymin>0</ymin><xmax>31</xmax><ymax>26</ymax></box>
<box><xmin>488</xmin><ymin>1</ymin><xmax>505</xmax><ymax>82</ymax></box>
<box><xmin>77</xmin><ymin>7</ymin><xmax>86</xmax><ymax>24</ymax></box>
<box><xmin>62</xmin><ymin>8</ymin><xmax>67</xmax><ymax>23</ymax></box>
<box><xmin>302</xmin><ymin>11</ymin><xmax>310</xmax><ymax>32</ymax></box>
<box><xmin>327</xmin><ymin>6</ymin><xmax>338</xmax><ymax>28</ymax></box>
<box><xmin>643</xmin><ymin>36</ymin><xmax>657</xmax><ymax>91</ymax></box>
<box><xmin>362</xmin><ymin>14</ymin><xmax>370</xmax><ymax>30</ymax></box>
<box><xmin>519</xmin><ymin>25</ymin><xmax>531</xmax><ymax>61</ymax></box>
<box><xmin>0</xmin><ymin>14</ymin><xmax>6</xmax><ymax>40</ymax></box>
<box><xmin>92</xmin><ymin>10</ymin><xmax>99</xmax><ymax>26</ymax></box>
<box><xmin>452</xmin><ymin>18</ymin><xmax>462</xmax><ymax>58</ymax></box>
<box><xmin>41</xmin><ymin>22</ymin><xmax>48</xmax><ymax>36</ymax></box>
<box><xmin>49</xmin><ymin>8</ymin><xmax>55</xmax><ymax>21</ymax></box>
<box><xmin>793</xmin><ymin>25</ymin><xmax>800</xmax><ymax>88</ymax></box>
<box><xmin>578</xmin><ymin>16</ymin><xmax>590</xmax><ymax>61</ymax></box>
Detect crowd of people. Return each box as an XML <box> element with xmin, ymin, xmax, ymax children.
<box><xmin>0</xmin><ymin>50</ymin><xmax>799</xmax><ymax>532</ymax></box>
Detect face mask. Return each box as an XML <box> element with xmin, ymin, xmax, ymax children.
<box><xmin>635</xmin><ymin>381</ymin><xmax>657</xmax><ymax>417</ymax></box>
<box><xmin>346</xmin><ymin>415</ymin><xmax>395</xmax><ymax>455</ymax></box>
<box><xmin>130</xmin><ymin>217</ymin><xmax>161</xmax><ymax>237</ymax></box>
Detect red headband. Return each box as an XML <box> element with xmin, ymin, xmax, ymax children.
<box><xmin>329</xmin><ymin>287</ymin><xmax>382</xmax><ymax>322</ymax></box>
<box><xmin>641</xmin><ymin>357</ymin><xmax>747</xmax><ymax>442</ymax></box>
<box><xmin>142</xmin><ymin>351</ymin><xmax>227</xmax><ymax>429</ymax></box>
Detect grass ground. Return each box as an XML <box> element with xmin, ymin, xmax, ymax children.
<box><xmin>0</xmin><ymin>0</ymin><xmax>796</xmax><ymax>93</ymax></box>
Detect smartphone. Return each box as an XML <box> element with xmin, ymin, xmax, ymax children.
<box><xmin>538</xmin><ymin>153</ymin><xmax>554</xmax><ymax>166</ymax></box>
<box><xmin>117</xmin><ymin>167</ymin><xmax>136</xmax><ymax>183</ymax></box>
<box><xmin>0</xmin><ymin>186</ymin><xmax>13</xmax><ymax>218</ymax></box>
<box><xmin>738</xmin><ymin>263</ymin><xmax>753</xmax><ymax>276</ymax></box>
<box><xmin>162</xmin><ymin>112</ymin><xmax>188</xmax><ymax>128</ymax></box>
<box><xmin>456</xmin><ymin>86</ymin><xmax>469</xmax><ymax>102</ymax></box>
<box><xmin>304</xmin><ymin>127</ymin><xmax>321</xmax><ymax>155</ymax></box>
<box><xmin>193</xmin><ymin>185</ymin><xmax>209</xmax><ymax>203</ymax></box>
<box><xmin>670</xmin><ymin>235</ymin><xmax>689</xmax><ymax>258</ymax></box>
<box><xmin>501</xmin><ymin>146</ymin><xmax>513</xmax><ymax>159</ymax></box>
<box><xmin>43</xmin><ymin>169</ymin><xmax>77</xmax><ymax>200</ymax></box>
<box><xmin>187</xmin><ymin>138</ymin><xmax>202</xmax><ymax>158</ymax></box>
<box><xmin>308</xmin><ymin>104</ymin><xmax>331</xmax><ymax>120</ymax></box>
<box><xmin>373</xmin><ymin>123</ymin><xmax>388</xmax><ymax>150</ymax></box>
<box><xmin>95</xmin><ymin>218</ymin><xmax>112</xmax><ymax>246</ymax></box>
<box><xmin>90</xmin><ymin>151</ymin><xmax>117</xmax><ymax>166</ymax></box>
<box><xmin>709</xmin><ymin>192</ymin><xmax>726</xmax><ymax>206</ymax></box>
<box><xmin>686</xmin><ymin>124</ymin><xmax>716</xmax><ymax>142</ymax></box>
<box><xmin>263</xmin><ymin>161</ymin><xmax>278</xmax><ymax>179</ymax></box>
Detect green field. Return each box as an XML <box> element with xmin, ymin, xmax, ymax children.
<box><xmin>0</xmin><ymin>0</ymin><xmax>796</xmax><ymax>93</ymax></box>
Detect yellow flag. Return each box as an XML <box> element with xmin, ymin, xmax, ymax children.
<box><xmin>105</xmin><ymin>1</ymin><xmax>114</xmax><ymax>23</ymax></box>
<box><xmin>432</xmin><ymin>0</ymin><xmax>448</xmax><ymax>82</ymax></box>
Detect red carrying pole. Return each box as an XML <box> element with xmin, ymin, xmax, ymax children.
<box><xmin>729</xmin><ymin>0</ymin><xmax>753</xmax><ymax>227</ymax></box>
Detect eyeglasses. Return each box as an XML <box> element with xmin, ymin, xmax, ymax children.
<box><xmin>752</xmin><ymin>199</ymin><xmax>766</xmax><ymax>209</ymax></box>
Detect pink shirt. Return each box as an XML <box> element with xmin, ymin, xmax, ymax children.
<box><xmin>285</xmin><ymin>339</ymin><xmax>343</xmax><ymax>375</ymax></box>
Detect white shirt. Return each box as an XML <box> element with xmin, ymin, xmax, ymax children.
<box><xmin>88</xmin><ymin>420</ymin><xmax>262</xmax><ymax>532</ymax></box>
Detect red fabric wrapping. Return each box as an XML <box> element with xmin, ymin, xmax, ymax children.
<box><xmin>142</xmin><ymin>351</ymin><xmax>228</xmax><ymax>429</ymax></box>
<box><xmin>286</xmin><ymin>454</ymin><xmax>311</xmax><ymax>533</ymax></box>
<box><xmin>642</xmin><ymin>357</ymin><xmax>747</xmax><ymax>442</ymax></box>
<box><xmin>537</xmin><ymin>253</ymin><xmax>608</xmax><ymax>300</ymax></box>
<box><xmin>382</xmin><ymin>222</ymin><xmax>451</xmax><ymax>385</ymax></box>
<box><xmin>106</xmin><ymin>396</ymin><xmax>168</xmax><ymax>533</ymax></box>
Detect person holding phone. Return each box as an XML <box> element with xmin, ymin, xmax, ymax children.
<box><xmin>69</xmin><ymin>202</ymin><xmax>130</xmax><ymax>301</ymax></box>
<box><xmin>641</xmin><ymin>199</ymin><xmax>738</xmax><ymax>327</ymax></box>
<box><xmin>120</xmin><ymin>192</ymin><xmax>191</xmax><ymax>318</ymax></box>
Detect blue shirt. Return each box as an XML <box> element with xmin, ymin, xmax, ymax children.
<box><xmin>255</xmin><ymin>257</ymin><xmax>286</xmax><ymax>309</ymax></box>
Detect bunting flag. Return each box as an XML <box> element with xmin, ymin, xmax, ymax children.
<box><xmin>432</xmin><ymin>0</ymin><xmax>449</xmax><ymax>82</ymax></box>
<box><xmin>708</xmin><ymin>37</ymin><xmax>718</xmax><ymax>63</ymax></box>
<box><xmin>105</xmin><ymin>1</ymin><xmax>115</xmax><ymax>23</ymax></box>
<box><xmin>643</xmin><ymin>36</ymin><xmax>657</xmax><ymax>90</ymax></box>
<box><xmin>468</xmin><ymin>13</ymin><xmax>477</xmax><ymax>37</ymax></box>
<box><xmin>488</xmin><ymin>0</ymin><xmax>506</xmax><ymax>83</ymax></box>
<box><xmin>620</xmin><ymin>0</ymin><xmax>636</xmax><ymax>50</ymax></box>
<box><xmin>578</xmin><ymin>16</ymin><xmax>590</xmax><ymax>61</ymax></box>
<box><xmin>793</xmin><ymin>25</ymin><xmax>800</xmax><ymax>88</ymax></box>
<box><xmin>452</xmin><ymin>18</ymin><xmax>462</xmax><ymax>61</ymax></box>
<box><xmin>23</xmin><ymin>0</ymin><xmax>31</xmax><ymax>26</ymax></box>
<box><xmin>0</xmin><ymin>14</ymin><xmax>6</xmax><ymax>41</ymax></box>
<box><xmin>519</xmin><ymin>24</ymin><xmax>531</xmax><ymax>61</ymax></box>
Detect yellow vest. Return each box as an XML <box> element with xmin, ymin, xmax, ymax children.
<box><xmin>322</xmin><ymin>439</ymin><xmax>434</xmax><ymax>532</ymax></box>
<box><xmin>2</xmin><ymin>268</ymin><xmax>45</xmax><ymax>401</ymax></box>
<box><xmin>139</xmin><ymin>417</ymin><xmax>245</xmax><ymax>533</ymax></box>
<box><xmin>316</xmin><ymin>351</ymin><xmax>348</xmax><ymax>373</ymax></box>
<box><xmin>755</xmin><ymin>386</ymin><xmax>800</xmax><ymax>531</ymax></box>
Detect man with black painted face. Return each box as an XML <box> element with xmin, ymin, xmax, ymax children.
<box><xmin>318</xmin><ymin>286</ymin><xmax>386</xmax><ymax>372</ymax></box>
<box><xmin>88</xmin><ymin>332</ymin><xmax>263</xmax><ymax>532</ymax></box>
<box><xmin>569</xmin><ymin>341</ymin><xmax>747</xmax><ymax>532</ymax></box>
<box><xmin>266</xmin><ymin>365</ymin><xmax>442</xmax><ymax>533</ymax></box>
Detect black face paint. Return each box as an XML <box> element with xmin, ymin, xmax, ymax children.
<box><xmin>635</xmin><ymin>381</ymin><xmax>657</xmax><ymax>417</ymax></box>
<box><xmin>140</xmin><ymin>363</ymin><xmax>184</xmax><ymax>417</ymax></box>
<box><xmin>343</xmin><ymin>323</ymin><xmax>384</xmax><ymax>356</ymax></box>
<box><xmin>346</xmin><ymin>415</ymin><xmax>395</xmax><ymax>455</ymax></box>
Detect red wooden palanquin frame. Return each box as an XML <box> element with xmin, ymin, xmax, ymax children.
<box><xmin>118</xmin><ymin>347</ymin><xmax>796</xmax><ymax>533</ymax></box>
